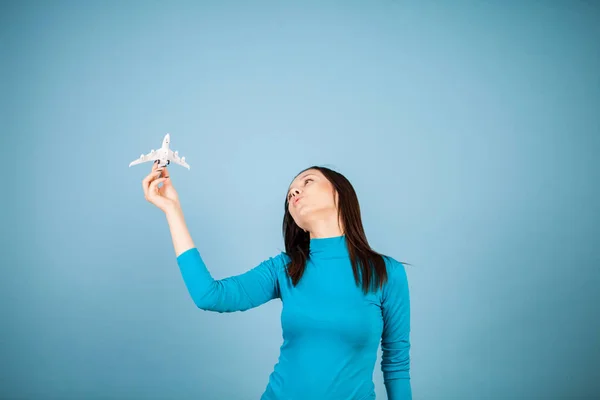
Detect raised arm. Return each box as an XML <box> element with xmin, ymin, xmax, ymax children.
<box><xmin>165</xmin><ymin>206</ymin><xmax>282</xmax><ymax>313</ymax></box>
<box><xmin>165</xmin><ymin>203</ymin><xmax>196</xmax><ymax>258</ymax></box>
<box><xmin>381</xmin><ymin>259</ymin><xmax>412</xmax><ymax>399</ymax></box>
<box><xmin>176</xmin><ymin>247</ymin><xmax>282</xmax><ymax>312</ymax></box>
<box><xmin>141</xmin><ymin>164</ymin><xmax>281</xmax><ymax>313</ymax></box>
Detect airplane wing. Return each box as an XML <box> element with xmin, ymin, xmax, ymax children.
<box><xmin>168</xmin><ymin>149</ymin><xmax>190</xmax><ymax>170</ymax></box>
<box><xmin>129</xmin><ymin>150</ymin><xmax>159</xmax><ymax>167</ymax></box>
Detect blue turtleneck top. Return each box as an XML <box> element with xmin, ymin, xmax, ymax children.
<box><xmin>176</xmin><ymin>235</ymin><xmax>412</xmax><ymax>399</ymax></box>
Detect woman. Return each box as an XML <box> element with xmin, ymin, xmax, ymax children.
<box><xmin>143</xmin><ymin>161</ymin><xmax>412</xmax><ymax>400</ymax></box>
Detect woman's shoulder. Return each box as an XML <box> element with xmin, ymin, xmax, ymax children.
<box><xmin>380</xmin><ymin>254</ymin><xmax>409</xmax><ymax>288</ymax></box>
<box><xmin>258</xmin><ymin>251</ymin><xmax>291</xmax><ymax>272</ymax></box>
<box><xmin>381</xmin><ymin>254</ymin><xmax>407</xmax><ymax>270</ymax></box>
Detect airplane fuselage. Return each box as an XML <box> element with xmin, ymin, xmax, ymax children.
<box><xmin>156</xmin><ymin>134</ymin><xmax>171</xmax><ymax>167</ymax></box>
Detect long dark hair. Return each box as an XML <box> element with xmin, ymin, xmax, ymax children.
<box><xmin>282</xmin><ymin>165</ymin><xmax>411</xmax><ymax>295</ymax></box>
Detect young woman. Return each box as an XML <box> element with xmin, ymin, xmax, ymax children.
<box><xmin>142</xmin><ymin>161</ymin><xmax>412</xmax><ymax>399</ymax></box>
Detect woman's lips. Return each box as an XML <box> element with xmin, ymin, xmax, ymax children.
<box><xmin>294</xmin><ymin>196</ymin><xmax>304</xmax><ymax>205</ymax></box>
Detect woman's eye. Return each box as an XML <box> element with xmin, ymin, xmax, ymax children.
<box><xmin>288</xmin><ymin>179</ymin><xmax>313</xmax><ymax>200</ymax></box>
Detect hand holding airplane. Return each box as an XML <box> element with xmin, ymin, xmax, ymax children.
<box><xmin>129</xmin><ymin>133</ymin><xmax>190</xmax><ymax>170</ymax></box>
<box><xmin>142</xmin><ymin>158</ymin><xmax>181</xmax><ymax>213</ymax></box>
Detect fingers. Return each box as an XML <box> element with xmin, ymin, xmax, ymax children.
<box><xmin>152</xmin><ymin>160</ymin><xmax>167</xmax><ymax>177</ymax></box>
<box><xmin>142</xmin><ymin>168</ymin><xmax>163</xmax><ymax>199</ymax></box>
<box><xmin>157</xmin><ymin>165</ymin><xmax>169</xmax><ymax>178</ymax></box>
<box><xmin>149</xmin><ymin>177</ymin><xmax>167</xmax><ymax>193</ymax></box>
<box><xmin>153</xmin><ymin>161</ymin><xmax>170</xmax><ymax>177</ymax></box>
<box><xmin>143</xmin><ymin>161</ymin><xmax>172</xmax><ymax>204</ymax></box>
<box><xmin>152</xmin><ymin>160</ymin><xmax>163</xmax><ymax>177</ymax></box>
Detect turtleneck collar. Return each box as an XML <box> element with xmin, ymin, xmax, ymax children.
<box><xmin>308</xmin><ymin>234</ymin><xmax>350</xmax><ymax>260</ymax></box>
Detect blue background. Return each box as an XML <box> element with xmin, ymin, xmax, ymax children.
<box><xmin>2</xmin><ymin>0</ymin><xmax>599</xmax><ymax>398</ymax></box>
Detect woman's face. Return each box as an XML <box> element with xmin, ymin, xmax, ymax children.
<box><xmin>287</xmin><ymin>169</ymin><xmax>338</xmax><ymax>231</ymax></box>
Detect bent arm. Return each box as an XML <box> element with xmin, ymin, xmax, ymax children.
<box><xmin>165</xmin><ymin>206</ymin><xmax>281</xmax><ymax>313</ymax></box>
<box><xmin>176</xmin><ymin>248</ymin><xmax>281</xmax><ymax>312</ymax></box>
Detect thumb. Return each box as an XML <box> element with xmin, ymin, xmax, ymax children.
<box><xmin>162</xmin><ymin>178</ymin><xmax>172</xmax><ymax>189</ymax></box>
<box><xmin>163</xmin><ymin>173</ymin><xmax>172</xmax><ymax>186</ymax></box>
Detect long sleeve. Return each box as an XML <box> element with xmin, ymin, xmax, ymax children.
<box><xmin>176</xmin><ymin>247</ymin><xmax>282</xmax><ymax>313</ymax></box>
<box><xmin>381</xmin><ymin>259</ymin><xmax>412</xmax><ymax>399</ymax></box>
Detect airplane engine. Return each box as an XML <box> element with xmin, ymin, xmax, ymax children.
<box><xmin>140</xmin><ymin>154</ymin><xmax>144</xmax><ymax>158</ymax></box>
<box><xmin>174</xmin><ymin>151</ymin><xmax>178</xmax><ymax>156</ymax></box>
<box><xmin>181</xmin><ymin>157</ymin><xmax>185</xmax><ymax>162</ymax></box>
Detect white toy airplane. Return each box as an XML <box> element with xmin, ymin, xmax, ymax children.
<box><xmin>128</xmin><ymin>133</ymin><xmax>190</xmax><ymax>170</ymax></box>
